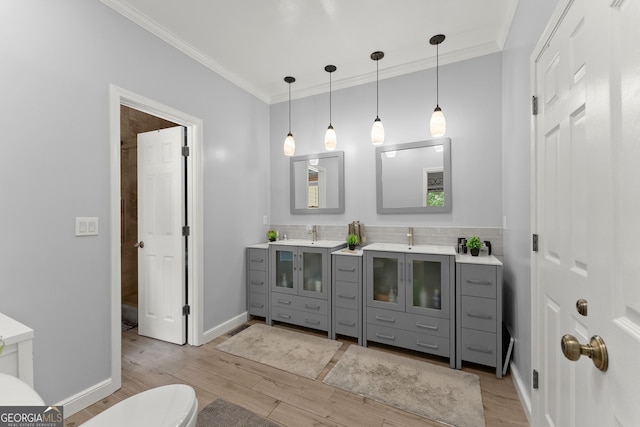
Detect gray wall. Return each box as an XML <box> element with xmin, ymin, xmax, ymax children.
<box><xmin>501</xmin><ymin>0</ymin><xmax>559</xmax><ymax>406</ymax></box>
<box><xmin>0</xmin><ymin>0</ymin><xmax>269</xmax><ymax>404</ymax></box>
<box><xmin>270</xmin><ymin>52</ymin><xmax>503</xmax><ymax>228</ymax></box>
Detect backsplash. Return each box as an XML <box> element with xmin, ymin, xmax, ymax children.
<box><xmin>269</xmin><ymin>224</ymin><xmax>503</xmax><ymax>258</ymax></box>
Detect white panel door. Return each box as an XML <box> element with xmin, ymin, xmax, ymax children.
<box><xmin>137</xmin><ymin>126</ymin><xmax>186</xmax><ymax>345</ymax></box>
<box><xmin>532</xmin><ymin>0</ymin><xmax>640</xmax><ymax>425</ymax></box>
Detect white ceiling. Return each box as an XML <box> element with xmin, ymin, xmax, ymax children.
<box><xmin>102</xmin><ymin>0</ymin><xmax>518</xmax><ymax>104</ymax></box>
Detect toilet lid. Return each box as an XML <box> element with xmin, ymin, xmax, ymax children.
<box><xmin>81</xmin><ymin>384</ymin><xmax>196</xmax><ymax>427</ymax></box>
<box><xmin>0</xmin><ymin>373</ymin><xmax>45</xmax><ymax>405</ymax></box>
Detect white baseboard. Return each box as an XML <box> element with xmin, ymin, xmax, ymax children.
<box><xmin>56</xmin><ymin>377</ymin><xmax>118</xmax><ymax>418</ymax></box>
<box><xmin>510</xmin><ymin>362</ymin><xmax>532</xmax><ymax>425</ymax></box>
<box><xmin>201</xmin><ymin>312</ymin><xmax>248</xmax><ymax>345</ymax></box>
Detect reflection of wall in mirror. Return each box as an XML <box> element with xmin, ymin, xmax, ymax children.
<box><xmin>294</xmin><ymin>157</ymin><xmax>340</xmax><ymax>209</ymax></box>
<box><xmin>381</xmin><ymin>146</ymin><xmax>443</xmax><ymax>208</ymax></box>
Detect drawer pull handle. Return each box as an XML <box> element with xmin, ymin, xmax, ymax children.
<box><xmin>250</xmin><ymin>280</ymin><xmax>264</xmax><ymax>286</ymax></box>
<box><xmin>466</xmin><ymin>279</ymin><xmax>492</xmax><ymax>286</ymax></box>
<box><xmin>375</xmin><ymin>315</ymin><xmax>396</xmax><ymax>323</ymax></box>
<box><xmin>467</xmin><ymin>344</ymin><xmax>492</xmax><ymax>354</ymax></box>
<box><xmin>417</xmin><ymin>341</ymin><xmax>438</xmax><ymax>349</ymax></box>
<box><xmin>278</xmin><ymin>299</ymin><xmax>292</xmax><ymax>305</ymax></box>
<box><xmin>305</xmin><ymin>319</ymin><xmax>321</xmax><ymax>325</ymax></box>
<box><xmin>376</xmin><ymin>333</ymin><xmax>395</xmax><ymax>341</ymax></box>
<box><xmin>338</xmin><ymin>293</ymin><xmax>356</xmax><ymax>299</ymax></box>
<box><xmin>277</xmin><ymin>313</ymin><xmax>291</xmax><ymax>319</ymax></box>
<box><xmin>305</xmin><ymin>304</ymin><xmax>321</xmax><ymax>310</ymax></box>
<box><xmin>250</xmin><ymin>303</ymin><xmax>264</xmax><ymax>308</ymax></box>
<box><xmin>339</xmin><ymin>267</ymin><xmax>356</xmax><ymax>272</ymax></box>
<box><xmin>250</xmin><ymin>258</ymin><xmax>264</xmax><ymax>263</ymax></box>
<box><xmin>416</xmin><ymin>322</ymin><xmax>438</xmax><ymax>330</ymax></box>
<box><xmin>338</xmin><ymin>320</ymin><xmax>356</xmax><ymax>327</ymax></box>
<box><xmin>467</xmin><ymin>311</ymin><xmax>492</xmax><ymax>320</ymax></box>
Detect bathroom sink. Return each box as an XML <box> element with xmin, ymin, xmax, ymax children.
<box><xmin>269</xmin><ymin>239</ymin><xmax>346</xmax><ymax>248</ymax></box>
<box><xmin>363</xmin><ymin>242</ymin><xmax>456</xmax><ymax>255</ymax></box>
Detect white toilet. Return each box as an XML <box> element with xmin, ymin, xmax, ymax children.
<box><xmin>0</xmin><ymin>373</ymin><xmax>198</xmax><ymax>427</ymax></box>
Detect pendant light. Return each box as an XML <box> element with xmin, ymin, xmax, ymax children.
<box><xmin>429</xmin><ymin>34</ymin><xmax>446</xmax><ymax>137</ymax></box>
<box><xmin>283</xmin><ymin>76</ymin><xmax>296</xmax><ymax>157</ymax></box>
<box><xmin>370</xmin><ymin>51</ymin><xmax>385</xmax><ymax>146</ymax></box>
<box><xmin>324</xmin><ymin>65</ymin><xmax>337</xmax><ymax>151</ymax></box>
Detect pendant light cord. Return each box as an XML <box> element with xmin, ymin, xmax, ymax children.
<box><xmin>376</xmin><ymin>59</ymin><xmax>380</xmax><ymax>118</ymax></box>
<box><xmin>288</xmin><ymin>82</ymin><xmax>292</xmax><ymax>133</ymax></box>
<box><xmin>436</xmin><ymin>43</ymin><xmax>439</xmax><ymax>106</ymax></box>
<box><xmin>329</xmin><ymin>71</ymin><xmax>332</xmax><ymax>125</ymax></box>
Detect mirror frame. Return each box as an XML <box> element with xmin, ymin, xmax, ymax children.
<box><xmin>376</xmin><ymin>137</ymin><xmax>451</xmax><ymax>213</ymax></box>
<box><xmin>290</xmin><ymin>151</ymin><xmax>345</xmax><ymax>214</ymax></box>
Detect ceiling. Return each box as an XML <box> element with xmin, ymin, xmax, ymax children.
<box><xmin>102</xmin><ymin>0</ymin><xmax>518</xmax><ymax>104</ymax></box>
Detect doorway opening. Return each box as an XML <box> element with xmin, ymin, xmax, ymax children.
<box><xmin>109</xmin><ymin>85</ymin><xmax>204</xmax><ymax>394</ymax></box>
<box><xmin>120</xmin><ymin>105</ymin><xmax>179</xmax><ymax>333</ymax></box>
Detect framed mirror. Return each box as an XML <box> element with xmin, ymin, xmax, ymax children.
<box><xmin>376</xmin><ymin>138</ymin><xmax>451</xmax><ymax>213</ymax></box>
<box><xmin>290</xmin><ymin>151</ymin><xmax>344</xmax><ymax>214</ymax></box>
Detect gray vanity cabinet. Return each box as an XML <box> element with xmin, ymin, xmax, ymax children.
<box><xmin>331</xmin><ymin>250</ymin><xmax>363</xmax><ymax>344</ymax></box>
<box><xmin>269</xmin><ymin>243</ymin><xmax>344</xmax><ymax>337</ymax></box>
<box><xmin>363</xmin><ymin>248</ymin><xmax>455</xmax><ymax>367</ymax></box>
<box><xmin>246</xmin><ymin>245</ymin><xmax>269</xmax><ymax>322</ymax></box>
<box><xmin>455</xmin><ymin>254</ymin><xmax>503</xmax><ymax>378</ymax></box>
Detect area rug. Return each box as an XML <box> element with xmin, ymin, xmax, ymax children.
<box><xmin>197</xmin><ymin>398</ymin><xmax>280</xmax><ymax>427</ymax></box>
<box><xmin>215</xmin><ymin>324</ymin><xmax>342</xmax><ymax>379</ymax></box>
<box><xmin>323</xmin><ymin>345</ymin><xmax>485</xmax><ymax>427</ymax></box>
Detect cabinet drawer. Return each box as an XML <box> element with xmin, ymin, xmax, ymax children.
<box><xmin>367</xmin><ymin>307</ymin><xmax>449</xmax><ymax>338</ymax></box>
<box><xmin>334</xmin><ymin>256</ymin><xmax>360</xmax><ymax>282</ymax></box>
<box><xmin>248</xmin><ymin>270</ymin><xmax>267</xmax><ymax>294</ymax></box>
<box><xmin>461</xmin><ymin>328</ymin><xmax>497</xmax><ymax>367</ymax></box>
<box><xmin>460</xmin><ymin>264</ymin><xmax>497</xmax><ymax>298</ymax></box>
<box><xmin>272</xmin><ymin>293</ymin><xmax>328</xmax><ymax>315</ymax></box>
<box><xmin>248</xmin><ymin>248</ymin><xmax>267</xmax><ymax>271</ymax></box>
<box><xmin>335</xmin><ymin>281</ymin><xmax>359</xmax><ymax>310</ymax></box>
<box><xmin>248</xmin><ymin>292</ymin><xmax>267</xmax><ymax>317</ymax></box>
<box><xmin>334</xmin><ymin>307</ymin><xmax>359</xmax><ymax>338</ymax></box>
<box><xmin>367</xmin><ymin>324</ymin><xmax>450</xmax><ymax>358</ymax></box>
<box><xmin>461</xmin><ymin>296</ymin><xmax>496</xmax><ymax>332</ymax></box>
<box><xmin>271</xmin><ymin>306</ymin><xmax>328</xmax><ymax>331</ymax></box>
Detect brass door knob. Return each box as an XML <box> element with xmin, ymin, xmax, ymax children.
<box><xmin>561</xmin><ymin>334</ymin><xmax>608</xmax><ymax>372</ymax></box>
<box><xmin>134</xmin><ymin>241</ymin><xmax>144</xmax><ymax>248</ymax></box>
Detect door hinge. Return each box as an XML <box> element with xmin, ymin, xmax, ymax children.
<box><xmin>182</xmin><ymin>305</ymin><xmax>190</xmax><ymax>316</ymax></box>
<box><xmin>182</xmin><ymin>225</ymin><xmax>190</xmax><ymax>236</ymax></box>
<box><xmin>532</xmin><ymin>234</ymin><xmax>539</xmax><ymax>252</ymax></box>
<box><xmin>182</xmin><ymin>146</ymin><xmax>190</xmax><ymax>157</ymax></box>
<box><xmin>532</xmin><ymin>96</ymin><xmax>538</xmax><ymax>115</ymax></box>
<box><xmin>533</xmin><ymin>369</ymin><xmax>539</xmax><ymax>389</ymax></box>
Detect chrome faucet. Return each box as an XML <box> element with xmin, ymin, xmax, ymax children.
<box><xmin>309</xmin><ymin>225</ymin><xmax>318</xmax><ymax>241</ymax></box>
<box><xmin>407</xmin><ymin>227</ymin><xmax>414</xmax><ymax>247</ymax></box>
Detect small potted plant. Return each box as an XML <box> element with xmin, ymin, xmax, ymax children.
<box><xmin>346</xmin><ymin>233</ymin><xmax>359</xmax><ymax>250</ymax></box>
<box><xmin>267</xmin><ymin>230</ymin><xmax>277</xmax><ymax>242</ymax></box>
<box><xmin>466</xmin><ymin>236</ymin><xmax>483</xmax><ymax>256</ymax></box>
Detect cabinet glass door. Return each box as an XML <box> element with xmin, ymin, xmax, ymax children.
<box><xmin>406</xmin><ymin>254</ymin><xmax>450</xmax><ymax>317</ymax></box>
<box><xmin>299</xmin><ymin>247</ymin><xmax>327</xmax><ymax>298</ymax></box>
<box><xmin>366</xmin><ymin>251</ymin><xmax>405</xmax><ymax>311</ymax></box>
<box><xmin>272</xmin><ymin>247</ymin><xmax>296</xmax><ymax>294</ymax></box>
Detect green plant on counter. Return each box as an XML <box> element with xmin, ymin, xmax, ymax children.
<box><xmin>267</xmin><ymin>230</ymin><xmax>277</xmax><ymax>242</ymax></box>
<box><xmin>346</xmin><ymin>233</ymin><xmax>359</xmax><ymax>249</ymax></box>
<box><xmin>466</xmin><ymin>236</ymin><xmax>483</xmax><ymax>250</ymax></box>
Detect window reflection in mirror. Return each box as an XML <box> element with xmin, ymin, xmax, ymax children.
<box><xmin>290</xmin><ymin>151</ymin><xmax>344</xmax><ymax>214</ymax></box>
<box><xmin>376</xmin><ymin>138</ymin><xmax>451</xmax><ymax>213</ymax></box>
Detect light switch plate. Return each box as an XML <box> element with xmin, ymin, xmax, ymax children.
<box><xmin>76</xmin><ymin>217</ymin><xmax>99</xmax><ymax>236</ymax></box>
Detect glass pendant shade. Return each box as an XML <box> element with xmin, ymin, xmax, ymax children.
<box><xmin>283</xmin><ymin>132</ymin><xmax>295</xmax><ymax>156</ymax></box>
<box><xmin>371</xmin><ymin>117</ymin><xmax>384</xmax><ymax>145</ymax></box>
<box><xmin>430</xmin><ymin>106</ymin><xmax>446</xmax><ymax>137</ymax></box>
<box><xmin>324</xmin><ymin>125</ymin><xmax>337</xmax><ymax>150</ymax></box>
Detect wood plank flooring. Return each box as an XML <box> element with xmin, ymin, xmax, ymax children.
<box><xmin>64</xmin><ymin>319</ymin><xmax>529</xmax><ymax>426</ymax></box>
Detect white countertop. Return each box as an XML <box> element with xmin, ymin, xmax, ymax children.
<box><xmin>455</xmin><ymin>253</ymin><xmax>503</xmax><ymax>266</ymax></box>
<box><xmin>362</xmin><ymin>242</ymin><xmax>456</xmax><ymax>256</ymax></box>
<box><xmin>246</xmin><ymin>243</ymin><xmax>269</xmax><ymax>249</ymax></box>
<box><xmin>267</xmin><ymin>239</ymin><xmax>346</xmax><ymax>249</ymax></box>
<box><xmin>0</xmin><ymin>312</ymin><xmax>34</xmax><ymax>345</ymax></box>
<box><xmin>332</xmin><ymin>248</ymin><xmax>364</xmax><ymax>256</ymax></box>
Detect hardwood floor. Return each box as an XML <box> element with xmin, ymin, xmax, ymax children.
<box><xmin>64</xmin><ymin>319</ymin><xmax>529</xmax><ymax>426</ymax></box>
